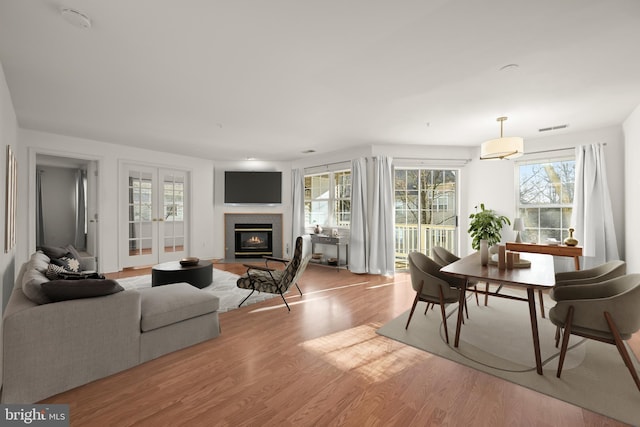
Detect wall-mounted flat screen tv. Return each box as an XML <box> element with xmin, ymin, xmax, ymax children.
<box><xmin>224</xmin><ymin>171</ymin><xmax>282</xmax><ymax>204</ymax></box>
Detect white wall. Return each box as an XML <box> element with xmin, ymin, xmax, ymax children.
<box><xmin>623</xmin><ymin>104</ymin><xmax>640</xmax><ymax>273</ymax></box>
<box><xmin>0</xmin><ymin>61</ymin><xmax>18</xmax><ymax>391</ymax></box>
<box><xmin>17</xmin><ymin>129</ymin><xmax>216</xmax><ymax>273</ymax></box>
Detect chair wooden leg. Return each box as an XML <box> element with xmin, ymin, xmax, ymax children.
<box><xmin>464</xmin><ymin>295</ymin><xmax>469</xmax><ymax>319</ymax></box>
<box><xmin>438</xmin><ymin>286</ymin><xmax>449</xmax><ymax>344</ymax></box>
<box><xmin>405</xmin><ymin>293</ymin><xmax>420</xmax><ymax>330</ymax></box>
<box><xmin>295</xmin><ymin>283</ymin><xmax>303</xmax><ymax>296</ymax></box>
<box><xmin>484</xmin><ymin>282</ymin><xmax>489</xmax><ymax>306</ymax></box>
<box><xmin>473</xmin><ymin>284</ymin><xmax>479</xmax><ymax>306</ymax></box>
<box><xmin>424</xmin><ymin>303</ymin><xmax>433</xmax><ymax>315</ymax></box>
<box><xmin>238</xmin><ymin>288</ymin><xmax>256</xmax><ymax>307</ymax></box>
<box><xmin>538</xmin><ymin>289</ymin><xmax>545</xmax><ymax>318</ymax></box>
<box><xmin>557</xmin><ymin>306</ymin><xmax>574</xmax><ymax>378</ymax></box>
<box><xmin>555</xmin><ymin>326</ymin><xmax>561</xmax><ymax>348</ymax></box>
<box><xmin>604</xmin><ymin>312</ymin><xmax>640</xmax><ymax>392</ymax></box>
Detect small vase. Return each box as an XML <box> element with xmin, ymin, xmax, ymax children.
<box><xmin>480</xmin><ymin>240</ymin><xmax>489</xmax><ymax>266</ymax></box>
<box><xmin>564</xmin><ymin>227</ymin><xmax>578</xmax><ymax>246</ymax></box>
<box><xmin>313</xmin><ymin>224</ymin><xmax>323</xmax><ymax>234</ymax></box>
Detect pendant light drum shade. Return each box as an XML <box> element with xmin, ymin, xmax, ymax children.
<box><xmin>480</xmin><ymin>116</ymin><xmax>524</xmax><ymax>160</ymax></box>
<box><xmin>480</xmin><ymin>136</ymin><xmax>524</xmax><ymax>159</ymax></box>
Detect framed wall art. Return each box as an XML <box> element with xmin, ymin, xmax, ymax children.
<box><xmin>5</xmin><ymin>145</ymin><xmax>16</xmax><ymax>252</ymax></box>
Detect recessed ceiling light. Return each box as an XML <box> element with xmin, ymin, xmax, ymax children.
<box><xmin>61</xmin><ymin>8</ymin><xmax>92</xmax><ymax>29</ymax></box>
<box><xmin>302</xmin><ymin>149</ymin><xmax>316</xmax><ymax>154</ymax></box>
<box><xmin>539</xmin><ymin>124</ymin><xmax>569</xmax><ymax>132</ymax></box>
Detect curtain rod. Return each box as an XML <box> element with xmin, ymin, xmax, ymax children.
<box><xmin>524</xmin><ymin>142</ymin><xmax>607</xmax><ymax>156</ymax></box>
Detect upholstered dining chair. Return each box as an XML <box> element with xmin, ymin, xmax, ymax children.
<box><xmin>551</xmin><ymin>260</ymin><xmax>626</xmax><ymax>298</ymax></box>
<box><xmin>236</xmin><ymin>235</ymin><xmax>311</xmax><ymax>311</ymax></box>
<box><xmin>432</xmin><ymin>246</ymin><xmax>483</xmax><ymax>306</ymax></box>
<box><xmin>406</xmin><ymin>251</ymin><xmax>467</xmax><ymax>344</ymax></box>
<box><xmin>549</xmin><ymin>274</ymin><xmax>640</xmax><ymax>391</ymax></box>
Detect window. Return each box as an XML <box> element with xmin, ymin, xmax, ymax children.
<box><xmin>394</xmin><ymin>169</ymin><xmax>458</xmax><ymax>268</ymax></box>
<box><xmin>517</xmin><ymin>158</ymin><xmax>575</xmax><ymax>243</ymax></box>
<box><xmin>304</xmin><ymin>170</ymin><xmax>351</xmax><ymax>227</ymax></box>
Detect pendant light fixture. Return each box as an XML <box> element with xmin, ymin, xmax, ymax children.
<box><xmin>480</xmin><ymin>116</ymin><xmax>524</xmax><ymax>160</ymax></box>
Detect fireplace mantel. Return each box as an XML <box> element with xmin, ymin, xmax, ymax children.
<box><xmin>224</xmin><ymin>213</ymin><xmax>283</xmax><ymax>260</ymax></box>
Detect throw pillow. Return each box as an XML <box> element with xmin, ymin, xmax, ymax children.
<box><xmin>37</xmin><ymin>245</ymin><xmax>69</xmax><ymax>260</ymax></box>
<box><xmin>41</xmin><ymin>279</ymin><xmax>125</xmax><ymax>302</ymax></box>
<box><xmin>46</xmin><ymin>253</ymin><xmax>81</xmax><ymax>280</ymax></box>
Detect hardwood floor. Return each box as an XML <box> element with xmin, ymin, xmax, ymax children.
<box><xmin>43</xmin><ymin>263</ymin><xmax>636</xmax><ymax>426</ymax></box>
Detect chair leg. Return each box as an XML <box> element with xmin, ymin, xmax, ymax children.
<box><xmin>424</xmin><ymin>303</ymin><xmax>432</xmax><ymax>315</ymax></box>
<box><xmin>438</xmin><ymin>287</ymin><xmax>449</xmax><ymax>344</ymax></box>
<box><xmin>557</xmin><ymin>306</ymin><xmax>574</xmax><ymax>378</ymax></box>
<box><xmin>484</xmin><ymin>282</ymin><xmax>489</xmax><ymax>306</ymax></box>
<box><xmin>474</xmin><ymin>284</ymin><xmax>479</xmax><ymax>306</ymax></box>
<box><xmin>464</xmin><ymin>295</ymin><xmax>469</xmax><ymax>319</ymax></box>
<box><xmin>295</xmin><ymin>283</ymin><xmax>303</xmax><ymax>296</ymax></box>
<box><xmin>555</xmin><ymin>326</ymin><xmax>561</xmax><ymax>348</ymax></box>
<box><xmin>604</xmin><ymin>312</ymin><xmax>640</xmax><ymax>392</ymax></box>
<box><xmin>405</xmin><ymin>293</ymin><xmax>420</xmax><ymax>329</ymax></box>
<box><xmin>238</xmin><ymin>288</ymin><xmax>256</xmax><ymax>307</ymax></box>
<box><xmin>279</xmin><ymin>292</ymin><xmax>291</xmax><ymax>312</ymax></box>
<box><xmin>538</xmin><ymin>289</ymin><xmax>545</xmax><ymax>318</ymax></box>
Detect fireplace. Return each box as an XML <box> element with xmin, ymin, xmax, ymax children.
<box><xmin>234</xmin><ymin>223</ymin><xmax>273</xmax><ymax>258</ymax></box>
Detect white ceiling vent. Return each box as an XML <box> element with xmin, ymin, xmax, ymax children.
<box><xmin>538</xmin><ymin>124</ymin><xmax>569</xmax><ymax>132</ymax></box>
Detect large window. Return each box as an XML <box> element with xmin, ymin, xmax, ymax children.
<box><xmin>304</xmin><ymin>170</ymin><xmax>351</xmax><ymax>227</ymax></box>
<box><xmin>517</xmin><ymin>158</ymin><xmax>575</xmax><ymax>244</ymax></box>
<box><xmin>394</xmin><ymin>169</ymin><xmax>458</xmax><ymax>268</ymax></box>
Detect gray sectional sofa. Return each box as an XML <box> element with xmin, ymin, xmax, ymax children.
<box><xmin>1</xmin><ymin>252</ymin><xmax>221</xmax><ymax>403</ymax></box>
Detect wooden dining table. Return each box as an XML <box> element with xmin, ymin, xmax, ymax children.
<box><xmin>440</xmin><ymin>251</ymin><xmax>556</xmax><ymax>375</ymax></box>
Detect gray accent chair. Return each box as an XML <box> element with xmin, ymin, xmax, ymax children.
<box><xmin>236</xmin><ymin>235</ymin><xmax>311</xmax><ymax>311</ymax></box>
<box><xmin>549</xmin><ymin>274</ymin><xmax>640</xmax><ymax>391</ymax></box>
<box><xmin>406</xmin><ymin>251</ymin><xmax>467</xmax><ymax>344</ymax></box>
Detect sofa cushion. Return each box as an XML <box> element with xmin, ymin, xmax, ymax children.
<box><xmin>41</xmin><ymin>279</ymin><xmax>124</xmax><ymax>302</ymax></box>
<box><xmin>38</xmin><ymin>244</ymin><xmax>81</xmax><ymax>261</ymax></box>
<box><xmin>21</xmin><ymin>267</ymin><xmax>51</xmax><ymax>305</ymax></box>
<box><xmin>30</xmin><ymin>251</ymin><xmax>50</xmax><ymax>274</ymax></box>
<box><xmin>139</xmin><ymin>283</ymin><xmax>219</xmax><ymax>332</ymax></box>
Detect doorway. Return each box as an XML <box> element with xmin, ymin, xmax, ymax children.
<box><xmin>120</xmin><ymin>163</ymin><xmax>189</xmax><ymax>268</ymax></box>
<box><xmin>34</xmin><ymin>154</ymin><xmax>99</xmax><ymax>258</ymax></box>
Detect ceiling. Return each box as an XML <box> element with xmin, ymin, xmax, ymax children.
<box><xmin>1</xmin><ymin>0</ymin><xmax>640</xmax><ymax>162</ymax></box>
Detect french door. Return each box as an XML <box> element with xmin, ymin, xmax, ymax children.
<box><xmin>120</xmin><ymin>164</ymin><xmax>189</xmax><ymax>268</ymax></box>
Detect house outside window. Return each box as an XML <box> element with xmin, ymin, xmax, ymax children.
<box><xmin>517</xmin><ymin>158</ymin><xmax>575</xmax><ymax>244</ymax></box>
<box><xmin>304</xmin><ymin>170</ymin><xmax>351</xmax><ymax>228</ymax></box>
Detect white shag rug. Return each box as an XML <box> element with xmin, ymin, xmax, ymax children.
<box><xmin>116</xmin><ymin>267</ymin><xmax>278</xmax><ymax>312</ymax></box>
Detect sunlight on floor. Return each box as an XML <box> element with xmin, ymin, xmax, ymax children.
<box><xmin>300</xmin><ymin>324</ymin><xmax>427</xmax><ymax>383</ymax></box>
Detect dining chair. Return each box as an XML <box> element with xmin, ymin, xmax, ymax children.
<box><xmin>552</xmin><ymin>260</ymin><xmax>626</xmax><ymax>293</ymax></box>
<box><xmin>406</xmin><ymin>251</ymin><xmax>467</xmax><ymax>344</ymax></box>
<box><xmin>549</xmin><ymin>274</ymin><xmax>640</xmax><ymax>391</ymax></box>
<box><xmin>432</xmin><ymin>246</ymin><xmax>483</xmax><ymax>306</ymax></box>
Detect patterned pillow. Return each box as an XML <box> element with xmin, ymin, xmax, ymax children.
<box><xmin>46</xmin><ymin>253</ymin><xmax>81</xmax><ymax>280</ymax></box>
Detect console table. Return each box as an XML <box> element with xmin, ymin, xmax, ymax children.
<box><xmin>506</xmin><ymin>242</ymin><xmax>583</xmax><ymax>270</ymax></box>
<box><xmin>310</xmin><ymin>234</ymin><xmax>348</xmax><ymax>270</ymax></box>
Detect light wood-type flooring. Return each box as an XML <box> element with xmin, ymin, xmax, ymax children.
<box><xmin>42</xmin><ymin>263</ymin><xmax>638</xmax><ymax>426</ymax></box>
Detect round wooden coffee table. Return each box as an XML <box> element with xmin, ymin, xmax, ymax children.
<box><xmin>151</xmin><ymin>260</ymin><xmax>213</xmax><ymax>289</ymax></box>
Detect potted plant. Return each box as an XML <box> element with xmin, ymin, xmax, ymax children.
<box><xmin>468</xmin><ymin>203</ymin><xmax>511</xmax><ymax>251</ymax></box>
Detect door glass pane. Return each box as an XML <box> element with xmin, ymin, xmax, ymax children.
<box><xmin>162</xmin><ymin>172</ymin><xmax>185</xmax><ymax>254</ymax></box>
<box><xmin>128</xmin><ymin>170</ymin><xmax>154</xmax><ymax>257</ymax></box>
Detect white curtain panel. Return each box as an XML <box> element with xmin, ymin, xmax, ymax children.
<box><xmin>291</xmin><ymin>168</ymin><xmax>305</xmax><ymax>252</ymax></box>
<box><xmin>349</xmin><ymin>158</ymin><xmax>368</xmax><ymax>273</ymax></box>
<box><xmin>369</xmin><ymin>156</ymin><xmax>395</xmax><ymax>276</ymax></box>
<box><xmin>571</xmin><ymin>143</ymin><xmax>619</xmax><ymax>267</ymax></box>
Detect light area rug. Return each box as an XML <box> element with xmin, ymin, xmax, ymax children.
<box><xmin>116</xmin><ymin>267</ymin><xmax>278</xmax><ymax>312</ymax></box>
<box><xmin>376</xmin><ymin>291</ymin><xmax>640</xmax><ymax>425</ymax></box>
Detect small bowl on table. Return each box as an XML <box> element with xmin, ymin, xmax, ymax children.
<box><xmin>179</xmin><ymin>257</ymin><xmax>200</xmax><ymax>267</ymax></box>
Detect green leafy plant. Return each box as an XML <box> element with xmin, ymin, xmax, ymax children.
<box><xmin>468</xmin><ymin>203</ymin><xmax>511</xmax><ymax>250</ymax></box>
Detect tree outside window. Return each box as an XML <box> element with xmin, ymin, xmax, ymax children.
<box><xmin>517</xmin><ymin>158</ymin><xmax>575</xmax><ymax>243</ymax></box>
